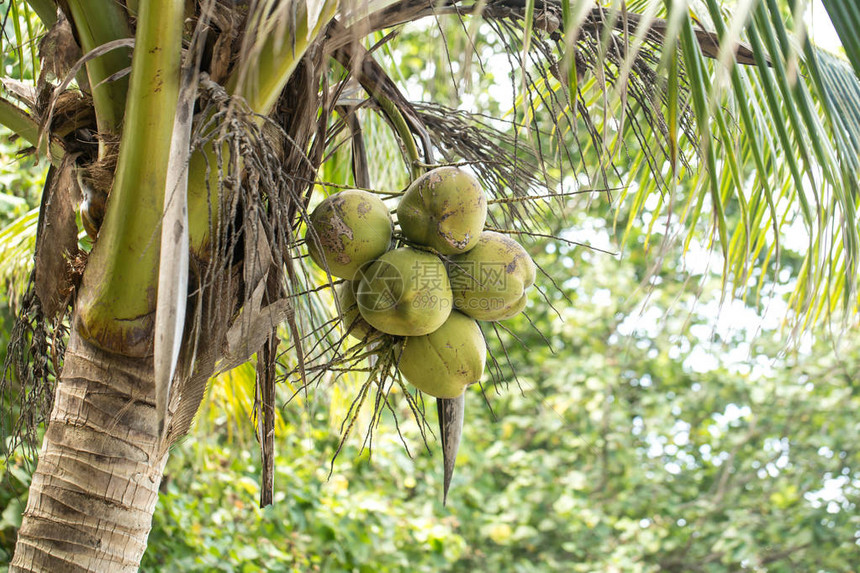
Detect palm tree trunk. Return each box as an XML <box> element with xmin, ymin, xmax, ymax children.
<box><xmin>10</xmin><ymin>330</ymin><xmax>165</xmax><ymax>573</ymax></box>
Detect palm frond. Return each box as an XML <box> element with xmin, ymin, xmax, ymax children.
<box><xmin>350</xmin><ymin>0</ymin><xmax>860</xmax><ymax>326</ymax></box>
<box><xmin>807</xmin><ymin>48</ymin><xmax>860</xmax><ymax>175</ymax></box>
<box><xmin>1</xmin><ymin>1</ymin><xmax>42</xmax><ymax>84</ymax></box>
<box><xmin>820</xmin><ymin>0</ymin><xmax>860</xmax><ymax>79</ymax></box>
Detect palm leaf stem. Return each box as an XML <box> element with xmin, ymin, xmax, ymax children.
<box><xmin>76</xmin><ymin>0</ymin><xmax>184</xmax><ymax>354</ymax></box>
<box><xmin>65</xmin><ymin>0</ymin><xmax>132</xmax><ymax>140</ymax></box>
<box><xmin>0</xmin><ymin>97</ymin><xmax>63</xmax><ymax>164</ymax></box>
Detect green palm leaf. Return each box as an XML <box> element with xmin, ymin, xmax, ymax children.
<box><xmin>820</xmin><ymin>0</ymin><xmax>860</xmax><ymax>78</ymax></box>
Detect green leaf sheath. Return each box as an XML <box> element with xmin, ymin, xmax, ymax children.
<box><xmin>76</xmin><ymin>0</ymin><xmax>184</xmax><ymax>355</ymax></box>
<box><xmin>226</xmin><ymin>0</ymin><xmax>339</xmax><ymax>117</ymax></box>
<box><xmin>24</xmin><ymin>0</ymin><xmax>57</xmax><ymax>26</ymax></box>
<box><xmin>66</xmin><ymin>0</ymin><xmax>133</xmax><ymax>138</ymax></box>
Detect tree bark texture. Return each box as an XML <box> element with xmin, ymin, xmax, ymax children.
<box><xmin>10</xmin><ymin>331</ymin><xmax>166</xmax><ymax>573</ymax></box>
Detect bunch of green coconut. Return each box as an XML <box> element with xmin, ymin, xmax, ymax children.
<box><xmin>304</xmin><ymin>166</ymin><xmax>536</xmax><ymax>399</ymax></box>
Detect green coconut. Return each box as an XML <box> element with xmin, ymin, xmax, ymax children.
<box><xmin>336</xmin><ymin>281</ymin><xmax>375</xmax><ymax>341</ymax></box>
<box><xmin>356</xmin><ymin>247</ymin><xmax>452</xmax><ymax>336</ymax></box>
<box><xmin>397</xmin><ymin>311</ymin><xmax>486</xmax><ymax>398</ymax></box>
<box><xmin>447</xmin><ymin>231</ymin><xmax>536</xmax><ymax>321</ymax></box>
<box><xmin>306</xmin><ymin>189</ymin><xmax>393</xmax><ymax>280</ymax></box>
<box><xmin>397</xmin><ymin>166</ymin><xmax>487</xmax><ymax>255</ymax></box>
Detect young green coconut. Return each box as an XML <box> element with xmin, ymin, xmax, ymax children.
<box><xmin>336</xmin><ymin>281</ymin><xmax>375</xmax><ymax>341</ymax></box>
<box><xmin>396</xmin><ymin>166</ymin><xmax>487</xmax><ymax>255</ymax></box>
<box><xmin>447</xmin><ymin>231</ymin><xmax>536</xmax><ymax>321</ymax></box>
<box><xmin>356</xmin><ymin>247</ymin><xmax>453</xmax><ymax>336</ymax></box>
<box><xmin>305</xmin><ymin>189</ymin><xmax>393</xmax><ymax>280</ymax></box>
<box><xmin>397</xmin><ymin>311</ymin><xmax>486</xmax><ymax>399</ymax></box>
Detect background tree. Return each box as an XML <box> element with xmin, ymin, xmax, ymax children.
<box><xmin>0</xmin><ymin>0</ymin><xmax>858</xmax><ymax>571</ymax></box>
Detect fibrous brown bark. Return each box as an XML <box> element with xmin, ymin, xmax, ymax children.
<box><xmin>10</xmin><ymin>331</ymin><xmax>166</xmax><ymax>573</ymax></box>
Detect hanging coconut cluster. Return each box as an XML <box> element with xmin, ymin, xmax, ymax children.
<box><xmin>304</xmin><ymin>166</ymin><xmax>536</xmax><ymax>399</ymax></box>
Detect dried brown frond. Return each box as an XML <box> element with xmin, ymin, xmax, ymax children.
<box><xmin>1</xmin><ymin>278</ymin><xmax>66</xmax><ymax>464</ymax></box>
<box><xmin>78</xmin><ymin>137</ymin><xmax>119</xmax><ymax>194</ymax></box>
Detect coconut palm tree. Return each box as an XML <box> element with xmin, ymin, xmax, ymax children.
<box><xmin>0</xmin><ymin>0</ymin><xmax>858</xmax><ymax>571</ymax></box>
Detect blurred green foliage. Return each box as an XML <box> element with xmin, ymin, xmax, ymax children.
<box><xmin>0</xmin><ymin>127</ymin><xmax>48</xmax><ymax>342</ymax></box>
